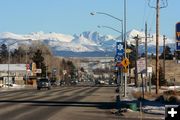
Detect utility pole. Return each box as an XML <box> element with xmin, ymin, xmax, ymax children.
<box><xmin>155</xmin><ymin>0</ymin><xmax>160</xmax><ymax>94</ymax></box>
<box><xmin>25</xmin><ymin>50</ymin><xmax>28</xmax><ymax>85</ymax></box>
<box><xmin>163</xmin><ymin>35</ymin><xmax>166</xmax><ymax>81</ymax></box>
<box><xmin>134</xmin><ymin>35</ymin><xmax>139</xmax><ymax>87</ymax></box>
<box><xmin>145</xmin><ymin>22</ymin><xmax>148</xmax><ymax>92</ymax></box>
<box><xmin>148</xmin><ymin>0</ymin><xmax>168</xmax><ymax>94</ymax></box>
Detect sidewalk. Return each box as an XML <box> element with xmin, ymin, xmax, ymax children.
<box><xmin>0</xmin><ymin>84</ymin><xmax>36</xmax><ymax>92</ymax></box>
<box><xmin>117</xmin><ymin>110</ymin><xmax>164</xmax><ymax>120</ymax></box>
<box><xmin>113</xmin><ymin>86</ymin><xmax>166</xmax><ymax>120</ymax></box>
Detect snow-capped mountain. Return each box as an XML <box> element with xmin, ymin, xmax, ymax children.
<box><xmin>0</xmin><ymin>29</ymin><xmax>175</xmax><ymax>57</ymax></box>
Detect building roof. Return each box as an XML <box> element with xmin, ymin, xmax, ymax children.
<box><xmin>0</xmin><ymin>64</ymin><xmax>26</xmax><ymax>71</ymax></box>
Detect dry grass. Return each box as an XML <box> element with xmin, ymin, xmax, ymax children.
<box><xmin>149</xmin><ymin>60</ymin><xmax>180</xmax><ymax>83</ymax></box>
<box><xmin>132</xmin><ymin>90</ymin><xmax>180</xmax><ymax>104</ymax></box>
<box><xmin>132</xmin><ymin>91</ymin><xmax>161</xmax><ymax>100</ymax></box>
<box><xmin>163</xmin><ymin>90</ymin><xmax>180</xmax><ymax>96</ymax></box>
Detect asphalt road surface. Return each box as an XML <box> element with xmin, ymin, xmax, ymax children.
<box><xmin>0</xmin><ymin>86</ymin><xmax>162</xmax><ymax>120</ymax></box>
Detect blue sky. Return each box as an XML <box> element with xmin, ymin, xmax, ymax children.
<box><xmin>0</xmin><ymin>0</ymin><xmax>179</xmax><ymax>38</ymax></box>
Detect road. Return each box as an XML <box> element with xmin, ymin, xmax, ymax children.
<box><xmin>0</xmin><ymin>86</ymin><xmax>163</xmax><ymax>120</ymax></box>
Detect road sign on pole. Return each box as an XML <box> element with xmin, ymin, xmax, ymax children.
<box><xmin>121</xmin><ymin>58</ymin><xmax>130</xmax><ymax>68</ymax></box>
<box><xmin>35</xmin><ymin>69</ymin><xmax>42</xmax><ymax>73</ymax></box>
<box><xmin>126</xmin><ymin>48</ymin><xmax>132</xmax><ymax>54</ymax></box>
<box><xmin>115</xmin><ymin>42</ymin><xmax>124</xmax><ymax>62</ymax></box>
<box><xmin>137</xmin><ymin>58</ymin><xmax>146</xmax><ymax>73</ymax></box>
<box><xmin>176</xmin><ymin>42</ymin><xmax>180</xmax><ymax>51</ymax></box>
<box><xmin>176</xmin><ymin>22</ymin><xmax>180</xmax><ymax>51</ymax></box>
<box><xmin>176</xmin><ymin>22</ymin><xmax>180</xmax><ymax>41</ymax></box>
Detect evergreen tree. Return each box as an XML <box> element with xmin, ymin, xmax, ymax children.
<box><xmin>66</xmin><ymin>60</ymin><xmax>76</xmax><ymax>79</ymax></box>
<box><xmin>160</xmin><ymin>46</ymin><xmax>173</xmax><ymax>60</ymax></box>
<box><xmin>0</xmin><ymin>44</ymin><xmax>9</xmax><ymax>63</ymax></box>
<box><xmin>151</xmin><ymin>64</ymin><xmax>167</xmax><ymax>86</ymax></box>
<box><xmin>32</xmin><ymin>49</ymin><xmax>46</xmax><ymax>77</ymax></box>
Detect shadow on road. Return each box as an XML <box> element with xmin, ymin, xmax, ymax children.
<box><xmin>0</xmin><ymin>100</ymin><xmax>115</xmax><ymax>110</ymax></box>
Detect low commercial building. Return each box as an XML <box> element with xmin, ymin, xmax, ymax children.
<box><xmin>0</xmin><ymin>64</ymin><xmax>37</xmax><ymax>86</ymax></box>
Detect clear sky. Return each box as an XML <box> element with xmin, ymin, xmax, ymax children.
<box><xmin>0</xmin><ymin>0</ymin><xmax>179</xmax><ymax>38</ymax></box>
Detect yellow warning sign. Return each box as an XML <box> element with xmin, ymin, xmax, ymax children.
<box><xmin>121</xmin><ymin>58</ymin><xmax>130</xmax><ymax>67</ymax></box>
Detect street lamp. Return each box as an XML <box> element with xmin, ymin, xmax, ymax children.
<box><xmin>90</xmin><ymin>11</ymin><xmax>126</xmax><ymax>97</ymax></box>
<box><xmin>97</xmin><ymin>25</ymin><xmax>123</xmax><ymax>41</ymax></box>
<box><xmin>90</xmin><ymin>12</ymin><xmax>123</xmax><ymax>41</ymax></box>
<box><xmin>97</xmin><ymin>25</ymin><xmax>125</xmax><ymax>97</ymax></box>
<box><xmin>97</xmin><ymin>25</ymin><xmax>121</xmax><ymax>33</ymax></box>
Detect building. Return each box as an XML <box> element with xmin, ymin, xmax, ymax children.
<box><xmin>0</xmin><ymin>64</ymin><xmax>37</xmax><ymax>86</ymax></box>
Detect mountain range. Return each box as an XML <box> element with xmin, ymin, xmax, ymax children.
<box><xmin>0</xmin><ymin>29</ymin><xmax>176</xmax><ymax>57</ymax></box>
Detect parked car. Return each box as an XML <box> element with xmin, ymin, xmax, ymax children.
<box><xmin>37</xmin><ymin>78</ymin><xmax>51</xmax><ymax>90</ymax></box>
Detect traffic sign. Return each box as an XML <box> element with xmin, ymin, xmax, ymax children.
<box><xmin>26</xmin><ymin>64</ymin><xmax>30</xmax><ymax>70</ymax></box>
<box><xmin>115</xmin><ymin>42</ymin><xmax>124</xmax><ymax>56</ymax></box>
<box><xmin>176</xmin><ymin>22</ymin><xmax>180</xmax><ymax>41</ymax></box>
<box><xmin>115</xmin><ymin>55</ymin><xmax>123</xmax><ymax>62</ymax></box>
<box><xmin>116</xmin><ymin>62</ymin><xmax>122</xmax><ymax>67</ymax></box>
<box><xmin>137</xmin><ymin>58</ymin><xmax>146</xmax><ymax>73</ymax></box>
<box><xmin>35</xmin><ymin>69</ymin><xmax>42</xmax><ymax>73</ymax></box>
<box><xmin>121</xmin><ymin>58</ymin><xmax>130</xmax><ymax>67</ymax></box>
<box><xmin>176</xmin><ymin>42</ymin><xmax>180</xmax><ymax>51</ymax></box>
<box><xmin>126</xmin><ymin>49</ymin><xmax>132</xmax><ymax>54</ymax></box>
<box><xmin>147</xmin><ymin>67</ymin><xmax>153</xmax><ymax>73</ymax></box>
<box><xmin>176</xmin><ymin>22</ymin><xmax>180</xmax><ymax>51</ymax></box>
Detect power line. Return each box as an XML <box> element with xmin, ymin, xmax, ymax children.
<box><xmin>148</xmin><ymin>0</ymin><xmax>168</xmax><ymax>8</ymax></box>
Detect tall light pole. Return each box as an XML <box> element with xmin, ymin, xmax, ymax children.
<box><xmin>97</xmin><ymin>25</ymin><xmax>123</xmax><ymax>41</ymax></box>
<box><xmin>123</xmin><ymin>0</ymin><xmax>127</xmax><ymax>97</ymax></box>
<box><xmin>90</xmin><ymin>12</ymin><xmax>123</xmax><ymax>41</ymax></box>
<box><xmin>90</xmin><ymin>12</ymin><xmax>125</xmax><ymax>97</ymax></box>
<box><xmin>97</xmin><ymin>25</ymin><xmax>124</xmax><ymax>97</ymax></box>
<box><xmin>163</xmin><ymin>35</ymin><xmax>166</xmax><ymax>82</ymax></box>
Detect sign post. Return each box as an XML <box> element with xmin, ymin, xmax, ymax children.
<box><xmin>114</xmin><ymin>42</ymin><xmax>124</xmax><ymax>97</ymax></box>
<box><xmin>137</xmin><ymin>58</ymin><xmax>146</xmax><ymax>99</ymax></box>
<box><xmin>137</xmin><ymin>58</ymin><xmax>146</xmax><ymax>74</ymax></box>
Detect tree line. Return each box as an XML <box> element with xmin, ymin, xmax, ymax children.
<box><xmin>0</xmin><ymin>42</ymin><xmax>77</xmax><ymax>80</ymax></box>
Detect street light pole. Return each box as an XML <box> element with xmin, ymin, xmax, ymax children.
<box><xmin>163</xmin><ymin>35</ymin><xmax>166</xmax><ymax>81</ymax></box>
<box><xmin>124</xmin><ymin>0</ymin><xmax>127</xmax><ymax>97</ymax></box>
<box><xmin>90</xmin><ymin>12</ymin><xmax>123</xmax><ymax>41</ymax></box>
<box><xmin>97</xmin><ymin>25</ymin><xmax>124</xmax><ymax>97</ymax></box>
<box><xmin>5</xmin><ymin>39</ymin><xmax>31</xmax><ymax>88</ymax></box>
<box><xmin>97</xmin><ymin>26</ymin><xmax>121</xmax><ymax>34</ymax></box>
<box><xmin>8</xmin><ymin>45</ymin><xmax>10</xmax><ymax>88</ymax></box>
<box><xmin>90</xmin><ymin>11</ymin><xmax>125</xmax><ymax>96</ymax></box>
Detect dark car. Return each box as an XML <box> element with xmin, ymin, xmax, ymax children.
<box><xmin>37</xmin><ymin>78</ymin><xmax>51</xmax><ymax>90</ymax></box>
